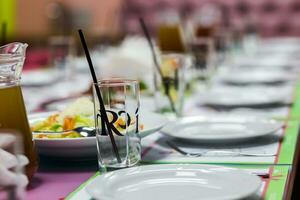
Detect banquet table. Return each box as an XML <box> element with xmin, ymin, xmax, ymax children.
<box><xmin>22</xmin><ymin>38</ymin><xmax>300</xmax><ymax>200</ymax></box>
<box><xmin>23</xmin><ymin>80</ymin><xmax>300</xmax><ymax>200</ymax></box>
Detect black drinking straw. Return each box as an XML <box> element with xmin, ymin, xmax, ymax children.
<box><xmin>78</xmin><ymin>29</ymin><xmax>121</xmax><ymax>163</ymax></box>
<box><xmin>1</xmin><ymin>22</ymin><xmax>7</xmax><ymax>45</ymax></box>
<box><xmin>138</xmin><ymin>17</ymin><xmax>176</xmax><ymax>114</ymax></box>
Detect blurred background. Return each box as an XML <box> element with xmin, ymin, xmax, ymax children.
<box><xmin>2</xmin><ymin>0</ymin><xmax>300</xmax><ymax>83</ymax></box>
<box><xmin>2</xmin><ymin>0</ymin><xmax>300</xmax><ymax>40</ymax></box>
<box><xmin>3</xmin><ymin>0</ymin><xmax>300</xmax><ymax>38</ymax></box>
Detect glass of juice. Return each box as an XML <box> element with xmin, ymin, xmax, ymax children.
<box><xmin>0</xmin><ymin>43</ymin><xmax>38</xmax><ymax>181</ymax></box>
<box><xmin>189</xmin><ymin>37</ymin><xmax>216</xmax><ymax>80</ymax></box>
<box><xmin>195</xmin><ymin>25</ymin><xmax>216</xmax><ymax>38</ymax></box>
<box><xmin>158</xmin><ymin>24</ymin><xmax>186</xmax><ymax>53</ymax></box>
<box><xmin>156</xmin><ymin>9</ymin><xmax>186</xmax><ymax>53</ymax></box>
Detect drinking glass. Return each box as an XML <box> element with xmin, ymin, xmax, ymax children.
<box><xmin>93</xmin><ymin>79</ymin><xmax>141</xmax><ymax>171</ymax></box>
<box><xmin>157</xmin><ymin>9</ymin><xmax>186</xmax><ymax>53</ymax></box>
<box><xmin>158</xmin><ymin>24</ymin><xmax>186</xmax><ymax>53</ymax></box>
<box><xmin>189</xmin><ymin>38</ymin><xmax>216</xmax><ymax>80</ymax></box>
<box><xmin>154</xmin><ymin>53</ymin><xmax>186</xmax><ymax>117</ymax></box>
<box><xmin>48</xmin><ymin>36</ymin><xmax>75</xmax><ymax>79</ymax></box>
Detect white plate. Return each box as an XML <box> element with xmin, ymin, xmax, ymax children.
<box><xmin>161</xmin><ymin>116</ymin><xmax>283</xmax><ymax>142</ymax></box>
<box><xmin>200</xmin><ymin>88</ymin><xmax>291</xmax><ymax>108</ymax></box>
<box><xmin>29</xmin><ymin>111</ymin><xmax>168</xmax><ymax>157</ymax></box>
<box><xmin>221</xmin><ymin>71</ymin><xmax>294</xmax><ymax>85</ymax></box>
<box><xmin>86</xmin><ymin>164</ymin><xmax>261</xmax><ymax>200</ymax></box>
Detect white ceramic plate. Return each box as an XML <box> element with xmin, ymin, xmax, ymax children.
<box><xmin>86</xmin><ymin>164</ymin><xmax>261</xmax><ymax>200</ymax></box>
<box><xmin>200</xmin><ymin>88</ymin><xmax>291</xmax><ymax>108</ymax></box>
<box><xmin>161</xmin><ymin>116</ymin><xmax>283</xmax><ymax>142</ymax></box>
<box><xmin>29</xmin><ymin>111</ymin><xmax>168</xmax><ymax>157</ymax></box>
<box><xmin>221</xmin><ymin>71</ymin><xmax>294</xmax><ymax>85</ymax></box>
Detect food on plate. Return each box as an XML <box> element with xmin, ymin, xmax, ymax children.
<box><xmin>31</xmin><ymin>98</ymin><xmax>94</xmax><ymax>138</ymax></box>
<box><xmin>31</xmin><ymin>97</ymin><xmax>144</xmax><ymax>139</ymax></box>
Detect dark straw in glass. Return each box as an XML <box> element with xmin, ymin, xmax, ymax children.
<box><xmin>138</xmin><ymin>17</ymin><xmax>176</xmax><ymax>114</ymax></box>
<box><xmin>78</xmin><ymin>29</ymin><xmax>121</xmax><ymax>163</ymax></box>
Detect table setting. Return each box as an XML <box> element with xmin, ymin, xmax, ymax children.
<box><xmin>71</xmin><ymin>30</ymin><xmax>299</xmax><ymax>199</ymax></box>
<box><xmin>1</xmin><ymin>17</ymin><xmax>300</xmax><ymax>200</ymax></box>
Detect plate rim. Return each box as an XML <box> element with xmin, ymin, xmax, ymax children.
<box><xmin>85</xmin><ymin>164</ymin><xmax>262</xmax><ymax>200</ymax></box>
<box><xmin>221</xmin><ymin>72</ymin><xmax>292</xmax><ymax>84</ymax></box>
<box><xmin>160</xmin><ymin>116</ymin><xmax>284</xmax><ymax>141</ymax></box>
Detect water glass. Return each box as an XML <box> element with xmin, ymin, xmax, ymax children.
<box><xmin>48</xmin><ymin>36</ymin><xmax>75</xmax><ymax>79</ymax></box>
<box><xmin>154</xmin><ymin>53</ymin><xmax>186</xmax><ymax>117</ymax></box>
<box><xmin>93</xmin><ymin>79</ymin><xmax>141</xmax><ymax>171</ymax></box>
<box><xmin>190</xmin><ymin>37</ymin><xmax>216</xmax><ymax>80</ymax></box>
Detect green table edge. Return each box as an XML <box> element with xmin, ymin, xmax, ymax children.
<box><xmin>65</xmin><ymin>172</ymin><xmax>99</xmax><ymax>200</ymax></box>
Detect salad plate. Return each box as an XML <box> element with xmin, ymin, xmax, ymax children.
<box><xmin>86</xmin><ymin>164</ymin><xmax>261</xmax><ymax>200</ymax></box>
<box><xmin>160</xmin><ymin>116</ymin><xmax>283</xmax><ymax>142</ymax></box>
<box><xmin>29</xmin><ymin>111</ymin><xmax>168</xmax><ymax>157</ymax></box>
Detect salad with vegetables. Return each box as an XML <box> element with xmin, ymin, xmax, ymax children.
<box><xmin>31</xmin><ymin>97</ymin><xmax>144</xmax><ymax>139</ymax></box>
<box><xmin>31</xmin><ymin>98</ymin><xmax>95</xmax><ymax>138</ymax></box>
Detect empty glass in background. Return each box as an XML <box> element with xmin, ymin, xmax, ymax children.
<box><xmin>189</xmin><ymin>3</ymin><xmax>225</xmax><ymax>76</ymax></box>
<box><xmin>189</xmin><ymin>37</ymin><xmax>216</xmax><ymax>81</ymax></box>
<box><xmin>154</xmin><ymin>53</ymin><xmax>187</xmax><ymax>117</ymax></box>
<box><xmin>93</xmin><ymin>79</ymin><xmax>141</xmax><ymax>172</ymax></box>
<box><xmin>214</xmin><ymin>32</ymin><xmax>231</xmax><ymax>65</ymax></box>
<box><xmin>48</xmin><ymin>36</ymin><xmax>75</xmax><ymax>80</ymax></box>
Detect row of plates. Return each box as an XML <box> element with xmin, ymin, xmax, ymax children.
<box><xmin>30</xmin><ymin>112</ymin><xmax>284</xmax><ymax>158</ymax></box>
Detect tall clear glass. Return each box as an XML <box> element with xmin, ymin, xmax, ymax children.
<box><xmin>157</xmin><ymin>10</ymin><xmax>186</xmax><ymax>53</ymax></box>
<box><xmin>49</xmin><ymin>36</ymin><xmax>75</xmax><ymax>79</ymax></box>
<box><xmin>154</xmin><ymin>53</ymin><xmax>187</xmax><ymax>117</ymax></box>
<box><xmin>189</xmin><ymin>38</ymin><xmax>216</xmax><ymax>80</ymax></box>
<box><xmin>93</xmin><ymin>79</ymin><xmax>141</xmax><ymax>171</ymax></box>
<box><xmin>0</xmin><ymin>43</ymin><xmax>38</xmax><ymax>181</ymax></box>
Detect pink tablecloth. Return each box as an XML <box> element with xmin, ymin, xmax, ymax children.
<box><xmin>26</xmin><ymin>171</ymin><xmax>94</xmax><ymax>200</ymax></box>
